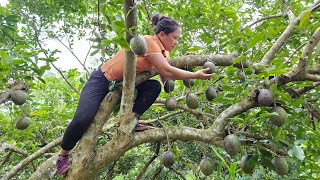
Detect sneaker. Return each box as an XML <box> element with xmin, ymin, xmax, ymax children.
<box><xmin>56</xmin><ymin>155</ymin><xmax>70</xmax><ymax>175</ymax></box>
<box><xmin>134</xmin><ymin>123</ymin><xmax>150</xmax><ymax>131</ymax></box>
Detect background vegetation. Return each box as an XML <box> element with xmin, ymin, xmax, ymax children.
<box><xmin>0</xmin><ymin>0</ymin><xmax>319</xmax><ymax>179</ymax></box>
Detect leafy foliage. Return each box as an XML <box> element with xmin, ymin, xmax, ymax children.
<box><xmin>0</xmin><ymin>0</ymin><xmax>320</xmax><ymax>179</ymax></box>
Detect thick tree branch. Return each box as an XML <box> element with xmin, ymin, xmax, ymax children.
<box><xmin>256</xmin><ymin>2</ymin><xmax>320</xmax><ymax>71</ymax></box>
<box><xmin>91</xmin><ymin>127</ymin><xmax>224</xmax><ymax>180</ymax></box>
<box><xmin>135</xmin><ymin>53</ymin><xmax>241</xmax><ymax>84</ymax></box>
<box><xmin>2</xmin><ymin>137</ymin><xmax>62</xmax><ymax>180</ymax></box>
<box><xmin>64</xmin><ymin>90</ymin><xmax>121</xmax><ymax>179</ymax></box>
<box><xmin>120</xmin><ymin>0</ymin><xmax>137</xmax><ymax>116</ymax></box>
<box><xmin>286</xmin><ymin>82</ymin><xmax>320</xmax><ymax>98</ymax></box>
<box><xmin>308</xmin><ymin>66</ymin><xmax>320</xmax><ymax>74</ymax></box>
<box><xmin>0</xmin><ymin>143</ymin><xmax>28</xmax><ymax>156</ymax></box>
<box><xmin>296</xmin><ymin>28</ymin><xmax>320</xmax><ymax>71</ymax></box>
<box><xmin>210</xmin><ymin>93</ymin><xmax>259</xmax><ymax>133</ymax></box>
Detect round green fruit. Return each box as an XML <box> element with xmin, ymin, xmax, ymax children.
<box><xmin>16</xmin><ymin>116</ymin><xmax>31</xmax><ymax>130</ymax></box>
<box><xmin>161</xmin><ymin>151</ymin><xmax>175</xmax><ymax>168</ymax></box>
<box><xmin>186</xmin><ymin>92</ymin><xmax>199</xmax><ymax>109</ymax></box>
<box><xmin>183</xmin><ymin>79</ymin><xmax>195</xmax><ymax>88</ymax></box>
<box><xmin>199</xmin><ymin>157</ymin><xmax>215</xmax><ymax>176</ymax></box>
<box><xmin>204</xmin><ymin>86</ymin><xmax>217</xmax><ymax>101</ymax></box>
<box><xmin>224</xmin><ymin>134</ymin><xmax>241</xmax><ymax>156</ymax></box>
<box><xmin>165</xmin><ymin>97</ymin><xmax>177</xmax><ymax>111</ymax></box>
<box><xmin>273</xmin><ymin>157</ymin><xmax>289</xmax><ymax>176</ymax></box>
<box><xmin>130</xmin><ymin>35</ymin><xmax>147</xmax><ymax>56</ymax></box>
<box><xmin>203</xmin><ymin>62</ymin><xmax>216</xmax><ymax>74</ymax></box>
<box><xmin>240</xmin><ymin>154</ymin><xmax>256</xmax><ymax>174</ymax></box>
<box><xmin>270</xmin><ymin>106</ymin><xmax>287</xmax><ymax>127</ymax></box>
<box><xmin>164</xmin><ymin>80</ymin><xmax>175</xmax><ymax>93</ymax></box>
<box><xmin>10</xmin><ymin>90</ymin><xmax>28</xmax><ymax>105</ymax></box>
<box><xmin>258</xmin><ymin>89</ymin><xmax>274</xmax><ymax>106</ymax></box>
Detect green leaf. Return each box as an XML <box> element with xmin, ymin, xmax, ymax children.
<box><xmin>222</xmin><ymin>85</ymin><xmax>235</xmax><ymax>92</ymax></box>
<box><xmin>217</xmin><ymin>163</ymin><xmax>222</xmax><ymax>177</ymax></box>
<box><xmin>0</xmin><ymin>50</ymin><xmax>7</xmax><ymax>63</ymax></box>
<box><xmin>229</xmin><ymin>162</ymin><xmax>237</xmax><ymax>176</ymax></box>
<box><xmin>233</xmin><ymin>56</ymin><xmax>246</xmax><ymax>64</ymax></box>
<box><xmin>292</xmin><ymin>144</ymin><xmax>305</xmax><ymax>161</ymax></box>
<box><xmin>299</xmin><ymin>11</ymin><xmax>311</xmax><ymax>27</ymax></box>
<box><xmin>15</xmin><ymin>45</ymin><xmax>29</xmax><ymax>50</ymax></box>
<box><xmin>211</xmin><ymin>147</ymin><xmax>230</xmax><ymax>172</ymax></box>
<box><xmin>90</xmin><ymin>49</ymin><xmax>100</xmax><ymax>56</ymax></box>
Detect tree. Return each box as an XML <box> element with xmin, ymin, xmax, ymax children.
<box><xmin>1</xmin><ymin>0</ymin><xmax>320</xmax><ymax>179</ymax></box>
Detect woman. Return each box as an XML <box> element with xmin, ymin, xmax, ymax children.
<box><xmin>56</xmin><ymin>14</ymin><xmax>213</xmax><ymax>175</ymax></box>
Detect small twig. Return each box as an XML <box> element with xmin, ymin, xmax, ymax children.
<box><xmin>139</xmin><ymin>110</ymin><xmax>184</xmax><ymax>124</ymax></box>
<box><xmin>243</xmin><ymin>140</ymin><xmax>288</xmax><ymax>156</ymax></box>
<box><xmin>55</xmin><ymin>37</ymin><xmax>90</xmax><ymax>73</ymax></box>
<box><xmin>234</xmin><ymin>130</ymin><xmax>270</xmax><ymax>140</ymax></box>
<box><xmin>200</xmin><ymin>123</ymin><xmax>206</xmax><ymax>158</ymax></box>
<box><xmin>151</xmin><ymin>166</ymin><xmax>163</xmax><ymax>180</ymax></box>
<box><xmin>29</xmin><ymin>17</ymin><xmax>80</xmax><ymax>95</ymax></box>
<box><xmin>285</xmin><ymin>42</ymin><xmax>307</xmax><ymax>64</ymax></box>
<box><xmin>84</xmin><ymin>31</ymin><xmax>95</xmax><ymax>66</ymax></box>
<box><xmin>0</xmin><ymin>151</ymin><xmax>13</xmax><ymax>167</ymax></box>
<box><xmin>98</xmin><ymin>0</ymin><xmax>101</xmax><ymax>35</ymax></box>
<box><xmin>136</xmin><ymin>142</ymin><xmax>161</xmax><ymax>180</ymax></box>
<box><xmin>240</xmin><ymin>14</ymin><xmax>284</xmax><ymax>32</ymax></box>
<box><xmin>168</xmin><ymin>167</ymin><xmax>186</xmax><ymax>180</ymax></box>
<box><xmin>106</xmin><ymin>158</ymin><xmax>118</xmax><ymax>180</ymax></box>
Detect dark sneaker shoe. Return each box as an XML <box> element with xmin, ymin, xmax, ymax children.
<box><xmin>134</xmin><ymin>123</ymin><xmax>150</xmax><ymax>131</ymax></box>
<box><xmin>56</xmin><ymin>155</ymin><xmax>70</xmax><ymax>175</ymax></box>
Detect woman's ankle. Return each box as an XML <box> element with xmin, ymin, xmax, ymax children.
<box><xmin>59</xmin><ymin>149</ymin><xmax>70</xmax><ymax>156</ymax></box>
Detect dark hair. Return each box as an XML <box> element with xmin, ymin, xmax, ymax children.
<box><xmin>152</xmin><ymin>14</ymin><xmax>180</xmax><ymax>35</ymax></box>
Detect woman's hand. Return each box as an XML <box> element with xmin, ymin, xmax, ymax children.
<box><xmin>194</xmin><ymin>68</ymin><xmax>213</xmax><ymax>80</ymax></box>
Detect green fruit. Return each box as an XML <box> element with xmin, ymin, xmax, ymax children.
<box><xmin>203</xmin><ymin>62</ymin><xmax>216</xmax><ymax>74</ymax></box>
<box><xmin>258</xmin><ymin>89</ymin><xmax>274</xmax><ymax>106</ymax></box>
<box><xmin>204</xmin><ymin>86</ymin><xmax>217</xmax><ymax>101</ymax></box>
<box><xmin>270</xmin><ymin>106</ymin><xmax>287</xmax><ymax>127</ymax></box>
<box><xmin>161</xmin><ymin>151</ymin><xmax>175</xmax><ymax>168</ymax></box>
<box><xmin>164</xmin><ymin>80</ymin><xmax>175</xmax><ymax>93</ymax></box>
<box><xmin>10</xmin><ymin>90</ymin><xmax>28</xmax><ymax>105</ymax></box>
<box><xmin>240</xmin><ymin>154</ymin><xmax>256</xmax><ymax>174</ymax></box>
<box><xmin>224</xmin><ymin>134</ymin><xmax>241</xmax><ymax>156</ymax></box>
<box><xmin>16</xmin><ymin>116</ymin><xmax>31</xmax><ymax>130</ymax></box>
<box><xmin>199</xmin><ymin>157</ymin><xmax>215</xmax><ymax>176</ymax></box>
<box><xmin>165</xmin><ymin>97</ymin><xmax>177</xmax><ymax>111</ymax></box>
<box><xmin>273</xmin><ymin>157</ymin><xmax>288</xmax><ymax>176</ymax></box>
<box><xmin>183</xmin><ymin>79</ymin><xmax>195</xmax><ymax>88</ymax></box>
<box><xmin>130</xmin><ymin>35</ymin><xmax>147</xmax><ymax>56</ymax></box>
<box><xmin>186</xmin><ymin>92</ymin><xmax>199</xmax><ymax>109</ymax></box>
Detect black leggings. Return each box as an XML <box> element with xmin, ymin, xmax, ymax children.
<box><xmin>61</xmin><ymin>69</ymin><xmax>161</xmax><ymax>151</ymax></box>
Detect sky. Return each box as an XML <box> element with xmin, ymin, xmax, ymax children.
<box><xmin>1</xmin><ymin>0</ymin><xmax>95</xmax><ymax>72</ymax></box>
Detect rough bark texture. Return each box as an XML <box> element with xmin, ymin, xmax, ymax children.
<box><xmin>120</xmin><ymin>0</ymin><xmax>137</xmax><ymax>115</ymax></box>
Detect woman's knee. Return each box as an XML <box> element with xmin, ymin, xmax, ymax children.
<box><xmin>144</xmin><ymin>80</ymin><xmax>161</xmax><ymax>92</ymax></box>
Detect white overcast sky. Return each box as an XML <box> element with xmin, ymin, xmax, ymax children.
<box><xmin>1</xmin><ymin>0</ymin><xmax>93</xmax><ymax>72</ymax></box>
